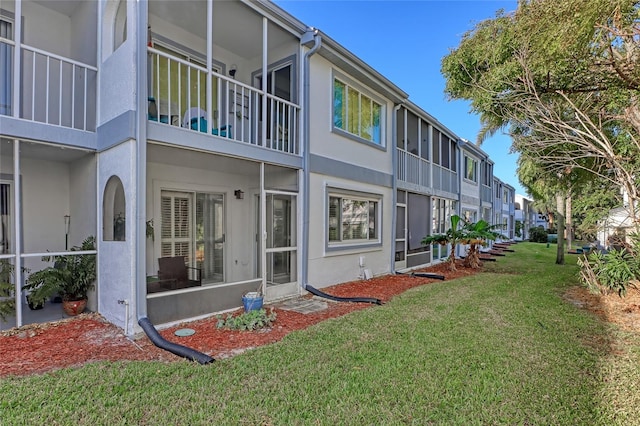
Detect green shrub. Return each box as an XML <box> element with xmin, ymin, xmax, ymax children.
<box><xmin>578</xmin><ymin>249</ymin><xmax>640</xmax><ymax>296</ymax></box>
<box><xmin>529</xmin><ymin>226</ymin><xmax>548</xmax><ymax>243</ymax></box>
<box><xmin>216</xmin><ymin>308</ymin><xmax>277</xmax><ymax>331</ymax></box>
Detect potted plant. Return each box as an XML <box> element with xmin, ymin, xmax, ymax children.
<box><xmin>23</xmin><ymin>236</ymin><xmax>96</xmax><ymax>316</ymax></box>
<box><xmin>0</xmin><ymin>259</ymin><xmax>31</xmax><ymax>321</ymax></box>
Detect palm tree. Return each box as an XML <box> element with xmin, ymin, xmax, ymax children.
<box><xmin>422</xmin><ymin>215</ymin><xmax>466</xmax><ymax>271</ymax></box>
<box><xmin>461</xmin><ymin>219</ymin><xmax>503</xmax><ymax>269</ymax></box>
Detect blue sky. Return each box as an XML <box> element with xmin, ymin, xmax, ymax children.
<box><xmin>274</xmin><ymin>0</ymin><xmax>526</xmax><ymax>195</ymax></box>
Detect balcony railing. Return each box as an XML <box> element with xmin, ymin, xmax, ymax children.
<box><xmin>396</xmin><ymin>148</ymin><xmax>430</xmax><ymax>187</ymax></box>
<box><xmin>397</xmin><ymin>148</ymin><xmax>459</xmax><ymax>193</ymax></box>
<box><xmin>481</xmin><ymin>184</ymin><xmax>492</xmax><ymax>203</ymax></box>
<box><xmin>432</xmin><ymin>164</ymin><xmax>458</xmax><ymax>194</ymax></box>
<box><xmin>0</xmin><ymin>39</ymin><xmax>97</xmax><ymax>131</ymax></box>
<box><xmin>148</xmin><ymin>48</ymin><xmax>300</xmax><ymax>155</ymax></box>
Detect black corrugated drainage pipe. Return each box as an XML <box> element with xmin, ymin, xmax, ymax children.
<box><xmin>395</xmin><ymin>271</ymin><xmax>446</xmax><ymax>280</ymax></box>
<box><xmin>138</xmin><ymin>317</ymin><xmax>214</xmax><ymax>365</ymax></box>
<box><xmin>306</xmin><ymin>285</ymin><xmax>383</xmax><ymax>305</ymax></box>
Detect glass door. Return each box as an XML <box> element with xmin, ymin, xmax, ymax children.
<box><xmin>195</xmin><ymin>193</ymin><xmax>224</xmax><ymax>283</ymax></box>
<box><xmin>395</xmin><ymin>203</ymin><xmax>406</xmax><ymax>271</ymax></box>
<box><xmin>0</xmin><ymin>17</ymin><xmax>14</xmax><ymax>116</ymax></box>
<box><xmin>161</xmin><ymin>190</ymin><xmax>225</xmax><ymax>285</ymax></box>
<box><xmin>255</xmin><ymin>63</ymin><xmax>293</xmax><ymax>148</ymax></box>
<box><xmin>265</xmin><ymin>192</ymin><xmax>298</xmax><ymax>299</ymax></box>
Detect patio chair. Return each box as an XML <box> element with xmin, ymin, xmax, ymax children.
<box><xmin>157</xmin><ymin>256</ymin><xmax>202</xmax><ymax>290</ymax></box>
<box><xmin>182</xmin><ymin>107</ymin><xmax>231</xmax><ymax>137</ymax></box>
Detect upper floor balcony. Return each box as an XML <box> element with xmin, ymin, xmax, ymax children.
<box><xmin>0</xmin><ymin>1</ymin><xmax>97</xmax><ymax>132</ymax></box>
<box><xmin>396</xmin><ymin>147</ymin><xmax>458</xmax><ymax>195</ymax></box>
<box><xmin>145</xmin><ymin>0</ymin><xmax>302</xmax><ymax>156</ymax></box>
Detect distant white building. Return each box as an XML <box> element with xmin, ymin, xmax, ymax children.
<box><xmin>514</xmin><ymin>194</ymin><xmax>539</xmax><ymax>240</ymax></box>
<box><xmin>597</xmin><ymin>188</ymin><xmax>637</xmax><ymax>249</ymax></box>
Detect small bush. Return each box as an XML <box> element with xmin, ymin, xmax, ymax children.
<box><xmin>529</xmin><ymin>226</ymin><xmax>548</xmax><ymax>243</ymax></box>
<box><xmin>578</xmin><ymin>249</ymin><xmax>640</xmax><ymax>297</ymax></box>
<box><xmin>216</xmin><ymin>308</ymin><xmax>277</xmax><ymax>331</ymax></box>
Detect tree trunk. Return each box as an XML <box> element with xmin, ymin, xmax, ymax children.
<box><xmin>566</xmin><ymin>195</ymin><xmax>572</xmax><ymax>251</ymax></box>
<box><xmin>556</xmin><ymin>193</ymin><xmax>565</xmax><ymax>265</ymax></box>
<box><xmin>448</xmin><ymin>243</ymin><xmax>457</xmax><ymax>271</ymax></box>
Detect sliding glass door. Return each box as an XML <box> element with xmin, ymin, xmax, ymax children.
<box><xmin>161</xmin><ymin>190</ymin><xmax>225</xmax><ymax>285</ymax></box>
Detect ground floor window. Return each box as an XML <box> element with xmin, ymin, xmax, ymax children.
<box><xmin>328</xmin><ymin>191</ymin><xmax>380</xmax><ymax>247</ymax></box>
<box><xmin>0</xmin><ymin>182</ymin><xmax>11</xmax><ymax>254</ymax></box>
<box><xmin>462</xmin><ymin>209</ymin><xmax>477</xmax><ymax>223</ymax></box>
<box><xmin>432</xmin><ymin>197</ymin><xmax>456</xmax><ymax>260</ymax></box>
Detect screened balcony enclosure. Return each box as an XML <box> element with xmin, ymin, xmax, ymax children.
<box><xmin>147</xmin><ymin>1</ymin><xmax>301</xmax><ymax>155</ymax></box>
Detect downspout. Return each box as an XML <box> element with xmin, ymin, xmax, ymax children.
<box><xmin>390</xmin><ymin>104</ymin><xmax>402</xmax><ymax>274</ymax></box>
<box><xmin>133</xmin><ymin>0</ymin><xmax>212</xmax><ymax>364</ymax></box>
<box><xmin>300</xmin><ymin>29</ymin><xmax>381</xmax><ymax>305</ymax></box>
<box><xmin>135</xmin><ymin>0</ymin><xmax>149</xmax><ymax>333</ymax></box>
<box><xmin>456</xmin><ymin>139</ymin><xmax>465</xmax><ymax>259</ymax></box>
<box><xmin>300</xmin><ymin>28</ymin><xmax>320</xmax><ymax>291</ymax></box>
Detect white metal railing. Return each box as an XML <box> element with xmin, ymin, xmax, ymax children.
<box><xmin>148</xmin><ymin>48</ymin><xmax>300</xmax><ymax>155</ymax></box>
<box><xmin>396</xmin><ymin>148</ymin><xmax>430</xmax><ymax>187</ymax></box>
<box><xmin>0</xmin><ymin>40</ymin><xmax>97</xmax><ymax>131</ymax></box>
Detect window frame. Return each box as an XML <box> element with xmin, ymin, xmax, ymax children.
<box><xmin>332</xmin><ymin>72</ymin><xmax>385</xmax><ymax>148</ymax></box>
<box><xmin>464</xmin><ymin>155</ymin><xmax>478</xmax><ymax>183</ymax></box>
<box><xmin>326</xmin><ymin>188</ymin><xmax>382</xmax><ymax>251</ymax></box>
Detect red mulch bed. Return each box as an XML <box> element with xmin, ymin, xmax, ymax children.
<box><xmin>2</xmin><ymin>259</ymin><xmax>638</xmax><ymax>377</ymax></box>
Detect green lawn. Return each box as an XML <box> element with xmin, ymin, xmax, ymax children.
<box><xmin>1</xmin><ymin>243</ymin><xmax>639</xmax><ymax>425</ymax></box>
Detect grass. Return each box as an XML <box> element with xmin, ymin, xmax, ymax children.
<box><xmin>1</xmin><ymin>242</ymin><xmax>639</xmax><ymax>425</ymax></box>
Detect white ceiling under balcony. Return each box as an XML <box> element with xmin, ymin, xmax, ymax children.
<box><xmin>34</xmin><ymin>1</ymin><xmax>78</xmax><ymax>17</ymax></box>
<box><xmin>33</xmin><ymin>1</ymin><xmax>292</xmax><ymax>60</ymax></box>
<box><xmin>150</xmin><ymin>1</ymin><xmax>293</xmax><ymax>60</ymax></box>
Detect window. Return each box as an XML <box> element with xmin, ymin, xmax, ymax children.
<box><xmin>333</xmin><ymin>78</ymin><xmax>382</xmax><ymax>144</ymax></box>
<box><xmin>113</xmin><ymin>0</ymin><xmax>127</xmax><ymax>52</ymax></box>
<box><xmin>463</xmin><ymin>209</ymin><xmax>477</xmax><ymax>222</ymax></box>
<box><xmin>482</xmin><ymin>163</ymin><xmax>492</xmax><ymax>186</ymax></box>
<box><xmin>503</xmin><ymin>188</ymin><xmax>509</xmax><ymax>202</ymax></box>
<box><xmin>0</xmin><ymin>182</ymin><xmax>11</xmax><ymax>253</ymax></box>
<box><xmin>103</xmin><ymin>176</ymin><xmax>126</xmax><ymax>241</ymax></box>
<box><xmin>328</xmin><ymin>194</ymin><xmax>379</xmax><ymax>245</ymax></box>
<box><xmin>464</xmin><ymin>156</ymin><xmax>477</xmax><ymax>182</ymax></box>
<box><xmin>0</xmin><ymin>13</ymin><xmax>14</xmax><ymax>116</ymax></box>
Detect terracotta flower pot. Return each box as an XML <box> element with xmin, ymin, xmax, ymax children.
<box><xmin>62</xmin><ymin>298</ymin><xmax>87</xmax><ymax>316</ymax></box>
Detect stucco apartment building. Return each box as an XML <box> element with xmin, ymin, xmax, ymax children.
<box><xmin>0</xmin><ymin>0</ymin><xmax>516</xmax><ymax>334</ymax></box>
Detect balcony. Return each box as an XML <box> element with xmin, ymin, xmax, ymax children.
<box><xmin>0</xmin><ymin>1</ymin><xmax>98</xmax><ymax>132</ymax></box>
<box><xmin>0</xmin><ymin>41</ymin><xmax>97</xmax><ymax>131</ymax></box>
<box><xmin>146</xmin><ymin>0</ymin><xmax>302</xmax><ymax>156</ymax></box>
<box><xmin>147</xmin><ymin>48</ymin><xmax>300</xmax><ymax>155</ymax></box>
<box><xmin>396</xmin><ymin>147</ymin><xmax>458</xmax><ymax>194</ymax></box>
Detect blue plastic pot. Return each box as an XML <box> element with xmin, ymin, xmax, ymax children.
<box><xmin>242</xmin><ymin>292</ymin><xmax>264</xmax><ymax>312</ymax></box>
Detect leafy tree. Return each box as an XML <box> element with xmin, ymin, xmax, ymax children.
<box><xmin>442</xmin><ymin>0</ymin><xmax>640</xmax><ymax>239</ymax></box>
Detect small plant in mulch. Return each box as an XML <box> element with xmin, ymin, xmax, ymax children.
<box><xmin>216</xmin><ymin>308</ymin><xmax>277</xmax><ymax>331</ymax></box>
